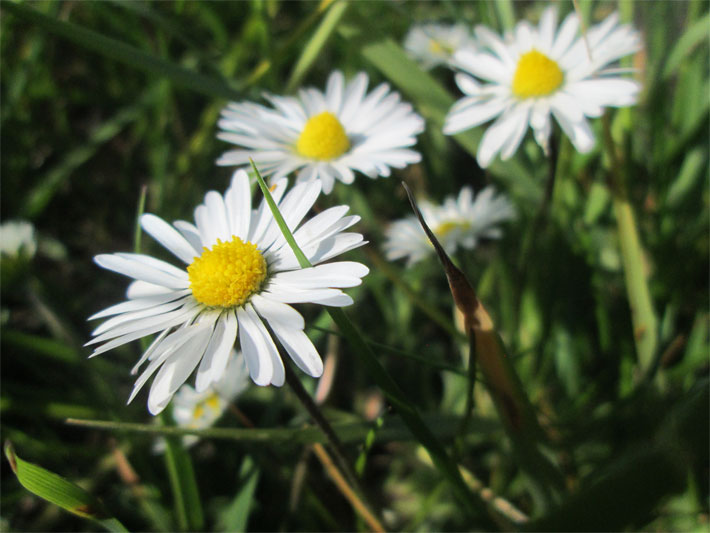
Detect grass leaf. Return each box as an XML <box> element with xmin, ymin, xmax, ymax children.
<box><xmin>217</xmin><ymin>456</ymin><xmax>260</xmax><ymax>532</ymax></box>
<box><xmin>662</xmin><ymin>11</ymin><xmax>710</xmax><ymax>79</ymax></box>
<box><xmin>4</xmin><ymin>442</ymin><xmax>127</xmax><ymax>532</ymax></box>
<box><xmin>285</xmin><ymin>1</ymin><xmax>349</xmax><ymax>93</ymax></box>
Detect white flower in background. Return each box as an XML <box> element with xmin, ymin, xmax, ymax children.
<box><xmin>217</xmin><ymin>71</ymin><xmax>425</xmax><ymax>194</ymax></box>
<box><xmin>443</xmin><ymin>7</ymin><xmax>641</xmax><ymax>168</ymax></box>
<box><xmin>156</xmin><ymin>353</ymin><xmax>249</xmax><ymax>450</ymax></box>
<box><xmin>404</xmin><ymin>23</ymin><xmax>476</xmax><ymax>70</ymax></box>
<box><xmin>87</xmin><ymin>169</ymin><xmax>368</xmax><ymax>414</ymax></box>
<box><xmin>383</xmin><ymin>186</ymin><xmax>514</xmax><ymax>265</ymax></box>
<box><xmin>0</xmin><ymin>220</ymin><xmax>36</xmax><ymax>259</ymax></box>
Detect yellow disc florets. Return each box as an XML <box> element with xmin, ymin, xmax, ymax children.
<box><xmin>435</xmin><ymin>220</ymin><xmax>471</xmax><ymax>239</ymax></box>
<box><xmin>188</xmin><ymin>236</ymin><xmax>267</xmax><ymax>308</ymax></box>
<box><xmin>191</xmin><ymin>393</ymin><xmax>222</xmax><ymax>423</ymax></box>
<box><xmin>512</xmin><ymin>49</ymin><xmax>564</xmax><ymax>99</ymax></box>
<box><xmin>428</xmin><ymin>39</ymin><xmax>453</xmax><ymax>56</ymax></box>
<box><xmin>296</xmin><ymin>111</ymin><xmax>350</xmax><ymax>160</ymax></box>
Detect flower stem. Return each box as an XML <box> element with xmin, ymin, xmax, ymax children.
<box><xmin>601</xmin><ymin>113</ymin><xmax>658</xmax><ymax>379</ymax></box>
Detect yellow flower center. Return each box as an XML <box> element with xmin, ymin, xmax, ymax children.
<box><xmin>188</xmin><ymin>236</ymin><xmax>267</xmax><ymax>308</ymax></box>
<box><xmin>296</xmin><ymin>111</ymin><xmax>350</xmax><ymax>160</ymax></box>
<box><xmin>511</xmin><ymin>50</ymin><xmax>564</xmax><ymax>99</ymax></box>
<box><xmin>192</xmin><ymin>393</ymin><xmax>221</xmax><ymax>420</ymax></box>
<box><xmin>435</xmin><ymin>220</ymin><xmax>471</xmax><ymax>239</ymax></box>
<box><xmin>428</xmin><ymin>39</ymin><xmax>453</xmax><ymax>56</ymax></box>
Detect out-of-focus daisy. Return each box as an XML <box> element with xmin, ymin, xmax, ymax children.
<box><xmin>404</xmin><ymin>23</ymin><xmax>476</xmax><ymax>70</ymax></box>
<box><xmin>217</xmin><ymin>71</ymin><xmax>425</xmax><ymax>194</ymax></box>
<box><xmin>443</xmin><ymin>7</ymin><xmax>641</xmax><ymax>168</ymax></box>
<box><xmin>87</xmin><ymin>169</ymin><xmax>368</xmax><ymax>414</ymax></box>
<box><xmin>0</xmin><ymin>220</ymin><xmax>36</xmax><ymax>260</ymax></box>
<box><xmin>384</xmin><ymin>186</ymin><xmax>514</xmax><ymax>265</ymax></box>
<box><xmin>155</xmin><ymin>353</ymin><xmax>249</xmax><ymax>450</ymax></box>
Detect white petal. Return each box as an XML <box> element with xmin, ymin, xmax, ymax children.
<box><xmin>86</xmin><ymin>302</ymin><xmax>198</xmax><ymax>349</ymax></box>
<box><xmin>224</xmin><ymin>169</ymin><xmax>252</xmax><ymax>241</ymax></box>
<box><xmin>270</xmin><ymin>326</ymin><xmax>323</xmax><ymax>377</ymax></box>
<box><xmin>246</xmin><ymin>305</ymin><xmax>284</xmax><ymax>386</ymax></box>
<box><xmin>476</xmin><ymin>105</ymin><xmax>529</xmax><ymax>168</ymax></box>
<box><xmin>126</xmin><ymin>280</ymin><xmax>176</xmax><ymax>299</ymax></box>
<box><xmin>91</xmin><ymin>298</ymin><xmax>189</xmax><ymax>336</ymax></box>
<box><xmin>271</xmin><ymin>262</ymin><xmax>368</xmax><ymax>290</ymax></box>
<box><xmin>250</xmin><ymin>293</ymin><xmax>305</xmax><ymax>330</ymax></box>
<box><xmin>551</xmin><ymin>12</ymin><xmax>580</xmax><ymax>57</ymax></box>
<box><xmin>237</xmin><ymin>306</ymin><xmax>273</xmax><ymax>386</ymax></box>
<box><xmin>195</xmin><ymin>310</ymin><xmax>238</xmax><ymax>392</ymax></box>
<box><xmin>95</xmin><ymin>254</ymin><xmax>189</xmax><ymax>289</ymax></box>
<box><xmin>141</xmin><ymin>214</ymin><xmax>198</xmax><ymax>264</ymax></box>
<box><xmin>146</xmin><ymin>324</ymin><xmax>215</xmax><ymax>414</ymax></box>
<box><xmin>173</xmin><ymin>221</ymin><xmax>204</xmax><ymax>253</ymax></box>
<box><xmin>88</xmin><ymin>290</ymin><xmax>190</xmax><ymax>320</ymax></box>
<box><xmin>262</xmin><ymin>287</ymin><xmax>353</xmax><ymax>307</ymax></box>
<box><xmin>128</xmin><ymin>322</ymin><xmax>209</xmax><ymax>400</ymax></box>
<box><xmin>552</xmin><ymin>108</ymin><xmax>596</xmax><ymax>153</ymax></box>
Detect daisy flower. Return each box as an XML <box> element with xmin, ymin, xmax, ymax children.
<box><xmin>404</xmin><ymin>23</ymin><xmax>476</xmax><ymax>70</ymax></box>
<box><xmin>0</xmin><ymin>219</ymin><xmax>36</xmax><ymax>260</ymax></box>
<box><xmin>443</xmin><ymin>7</ymin><xmax>641</xmax><ymax>168</ymax></box>
<box><xmin>383</xmin><ymin>185</ymin><xmax>514</xmax><ymax>266</ymax></box>
<box><xmin>87</xmin><ymin>169</ymin><xmax>368</xmax><ymax>415</ymax></box>
<box><xmin>216</xmin><ymin>70</ymin><xmax>425</xmax><ymax>194</ymax></box>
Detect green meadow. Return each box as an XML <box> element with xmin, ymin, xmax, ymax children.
<box><xmin>1</xmin><ymin>1</ymin><xmax>708</xmax><ymax>531</ymax></box>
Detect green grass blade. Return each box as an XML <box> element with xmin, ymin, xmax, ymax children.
<box><xmin>493</xmin><ymin>0</ymin><xmax>516</xmax><ymax>30</ymax></box>
<box><xmin>217</xmin><ymin>456</ymin><xmax>260</xmax><ymax>532</ymax></box>
<box><xmin>602</xmin><ymin>116</ymin><xmax>659</xmax><ymax>379</ymax></box>
<box><xmin>159</xmin><ymin>410</ymin><xmax>204</xmax><ymax>532</ymax></box>
<box><xmin>285</xmin><ymin>1</ymin><xmax>349</xmax><ymax>93</ymax></box>
<box><xmin>65</xmin><ymin>414</ymin><xmax>499</xmax><ymax>444</ymax></box>
<box><xmin>3</xmin><ymin>1</ymin><xmax>242</xmax><ymax>100</ymax></box>
<box><xmin>4</xmin><ymin>442</ymin><xmax>128</xmax><ymax>532</ymax></box>
<box><xmin>662</xmin><ymin>11</ymin><xmax>710</xmax><ymax>79</ymax></box>
<box><xmin>251</xmin><ymin>162</ymin><xmax>492</xmax><ymax>522</ymax></box>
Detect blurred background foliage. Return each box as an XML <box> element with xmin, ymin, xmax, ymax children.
<box><xmin>1</xmin><ymin>0</ymin><xmax>708</xmax><ymax>531</ymax></box>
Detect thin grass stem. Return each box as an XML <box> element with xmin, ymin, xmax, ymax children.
<box><xmin>311</xmin><ymin>443</ymin><xmax>385</xmax><ymax>533</ymax></box>
<box><xmin>601</xmin><ymin>114</ymin><xmax>658</xmax><ymax>380</ymax></box>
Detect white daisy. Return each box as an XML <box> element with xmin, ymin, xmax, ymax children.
<box><xmin>443</xmin><ymin>7</ymin><xmax>641</xmax><ymax>168</ymax></box>
<box><xmin>404</xmin><ymin>23</ymin><xmax>476</xmax><ymax>70</ymax></box>
<box><xmin>87</xmin><ymin>169</ymin><xmax>368</xmax><ymax>415</ymax></box>
<box><xmin>383</xmin><ymin>185</ymin><xmax>514</xmax><ymax>266</ymax></box>
<box><xmin>216</xmin><ymin>70</ymin><xmax>425</xmax><ymax>194</ymax></box>
<box><xmin>0</xmin><ymin>220</ymin><xmax>36</xmax><ymax>259</ymax></box>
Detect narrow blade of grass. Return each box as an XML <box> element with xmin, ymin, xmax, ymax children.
<box><xmin>4</xmin><ymin>442</ymin><xmax>128</xmax><ymax>532</ymax></box>
<box><xmin>66</xmin><ymin>413</ymin><xmax>499</xmax><ymax>444</ymax></box>
<box><xmin>602</xmin><ymin>115</ymin><xmax>659</xmax><ymax>380</ymax></box>
<box><xmin>217</xmin><ymin>456</ymin><xmax>260</xmax><ymax>532</ymax></box>
<box><xmin>285</xmin><ymin>0</ymin><xmax>349</xmax><ymax>93</ymax></box>
<box><xmin>158</xmin><ymin>412</ymin><xmax>204</xmax><ymax>532</ymax></box>
<box><xmin>662</xmin><ymin>11</ymin><xmax>710</xmax><ymax>79</ymax></box>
